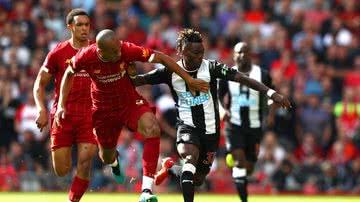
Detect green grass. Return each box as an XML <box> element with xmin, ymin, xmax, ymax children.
<box><xmin>0</xmin><ymin>192</ymin><xmax>358</xmax><ymax>202</ymax></box>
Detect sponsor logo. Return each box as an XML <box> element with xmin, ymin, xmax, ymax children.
<box><xmin>178</xmin><ymin>92</ymin><xmax>210</xmax><ymax>108</ymax></box>
<box><xmin>231</xmin><ymin>95</ymin><xmax>256</xmax><ymax>107</ymax></box>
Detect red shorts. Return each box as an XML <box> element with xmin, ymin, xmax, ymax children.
<box><xmin>50</xmin><ymin>114</ymin><xmax>98</xmax><ymax>151</ymax></box>
<box><xmin>92</xmin><ymin>100</ymin><xmax>153</xmax><ymax>149</ymax></box>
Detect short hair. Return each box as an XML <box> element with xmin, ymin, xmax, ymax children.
<box><xmin>176</xmin><ymin>28</ymin><xmax>203</xmax><ymax>54</ymax></box>
<box><xmin>66</xmin><ymin>8</ymin><xmax>89</xmax><ymax>25</ymax></box>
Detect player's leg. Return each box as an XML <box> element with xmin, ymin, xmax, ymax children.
<box><xmin>127</xmin><ymin>104</ymin><xmax>160</xmax><ymax>202</ymax></box>
<box><xmin>177</xmin><ymin>142</ymin><xmax>199</xmax><ymax>202</ymax></box>
<box><xmin>245</xmin><ymin>128</ymin><xmax>262</xmax><ymax>176</ymax></box>
<box><xmin>225</xmin><ymin>124</ymin><xmax>248</xmax><ymax>202</ymax></box>
<box><xmin>52</xmin><ymin>147</ymin><xmax>72</xmax><ymax>176</ymax></box>
<box><xmin>192</xmin><ymin>133</ymin><xmax>219</xmax><ymax>187</ymax></box>
<box><xmin>174</xmin><ymin>125</ymin><xmax>202</xmax><ymax>202</ymax></box>
<box><xmin>50</xmin><ymin>120</ymin><xmax>74</xmax><ymax>177</ymax></box>
<box><xmin>68</xmin><ymin>142</ymin><xmax>97</xmax><ymax>202</ymax></box>
<box><xmin>93</xmin><ymin>110</ymin><xmax>126</xmax><ymax>184</ymax></box>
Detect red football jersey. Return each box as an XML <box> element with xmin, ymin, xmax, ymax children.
<box><xmin>43</xmin><ymin>40</ymin><xmax>92</xmax><ymax>117</ymax></box>
<box><xmin>71</xmin><ymin>41</ymin><xmax>154</xmax><ymax>111</ymax></box>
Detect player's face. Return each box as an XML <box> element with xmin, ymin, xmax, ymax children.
<box><xmin>234</xmin><ymin>44</ymin><xmax>251</xmax><ymax>68</ymax></box>
<box><xmin>100</xmin><ymin>37</ymin><xmax>121</xmax><ymax>62</ymax></box>
<box><xmin>182</xmin><ymin>42</ymin><xmax>204</xmax><ymax>71</ymax></box>
<box><xmin>69</xmin><ymin>15</ymin><xmax>90</xmax><ymax>42</ymax></box>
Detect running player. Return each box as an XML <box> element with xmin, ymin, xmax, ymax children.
<box><xmin>219</xmin><ymin>42</ymin><xmax>274</xmax><ymax>202</ymax></box>
<box><xmin>129</xmin><ymin>29</ymin><xmax>291</xmax><ymax>202</ymax></box>
<box><xmin>33</xmin><ymin>9</ymin><xmax>97</xmax><ymax>202</ymax></box>
<box><xmin>54</xmin><ymin>29</ymin><xmax>209</xmax><ymax>202</ymax></box>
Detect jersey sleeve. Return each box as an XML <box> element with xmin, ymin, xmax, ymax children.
<box><xmin>218</xmin><ymin>79</ymin><xmax>230</xmax><ymax>109</ymax></box>
<box><xmin>141</xmin><ymin>66</ymin><xmax>170</xmax><ymax>85</ymax></box>
<box><xmin>122</xmin><ymin>42</ymin><xmax>155</xmax><ymax>63</ymax></box>
<box><xmin>42</xmin><ymin>49</ymin><xmax>58</xmax><ymax>74</ymax></box>
<box><xmin>209</xmin><ymin>60</ymin><xmax>238</xmax><ymax>81</ymax></box>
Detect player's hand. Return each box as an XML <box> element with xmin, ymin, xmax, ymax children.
<box><xmin>127</xmin><ymin>62</ymin><xmax>137</xmax><ymax>78</ymax></box>
<box><xmin>187</xmin><ymin>78</ymin><xmax>209</xmax><ymax>95</ymax></box>
<box><xmin>271</xmin><ymin>93</ymin><xmax>291</xmax><ymax>109</ymax></box>
<box><xmin>54</xmin><ymin>106</ymin><xmax>66</xmax><ymax>129</ymax></box>
<box><xmin>35</xmin><ymin>110</ymin><xmax>48</xmax><ymax>132</ymax></box>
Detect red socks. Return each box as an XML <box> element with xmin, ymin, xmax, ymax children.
<box><xmin>142</xmin><ymin>137</ymin><xmax>160</xmax><ymax>178</ymax></box>
<box><xmin>68</xmin><ymin>176</ymin><xmax>89</xmax><ymax>202</ymax></box>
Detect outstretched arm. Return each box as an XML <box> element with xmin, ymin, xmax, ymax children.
<box><xmin>54</xmin><ymin>66</ymin><xmax>74</xmax><ymax>128</ymax></box>
<box><xmin>33</xmin><ymin>67</ymin><xmax>52</xmax><ymax>131</ymax></box>
<box><xmin>233</xmin><ymin>72</ymin><xmax>291</xmax><ymax>108</ymax></box>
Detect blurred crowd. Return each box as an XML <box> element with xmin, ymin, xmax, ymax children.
<box><xmin>0</xmin><ymin>0</ymin><xmax>359</xmax><ymax>195</ymax></box>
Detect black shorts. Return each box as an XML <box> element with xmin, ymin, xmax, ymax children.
<box><xmin>224</xmin><ymin>123</ymin><xmax>262</xmax><ymax>162</ymax></box>
<box><xmin>176</xmin><ymin>124</ymin><xmax>219</xmax><ymax>175</ymax></box>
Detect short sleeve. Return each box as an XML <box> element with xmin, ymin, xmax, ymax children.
<box><xmin>209</xmin><ymin>60</ymin><xmax>238</xmax><ymax>81</ymax></box>
<box><xmin>42</xmin><ymin>50</ymin><xmax>58</xmax><ymax>74</ymax></box>
<box><xmin>121</xmin><ymin>42</ymin><xmax>155</xmax><ymax>63</ymax></box>
<box><xmin>142</xmin><ymin>66</ymin><xmax>170</xmax><ymax>85</ymax></box>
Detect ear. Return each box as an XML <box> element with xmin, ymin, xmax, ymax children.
<box><xmin>66</xmin><ymin>24</ymin><xmax>72</xmax><ymax>31</ymax></box>
<box><xmin>97</xmin><ymin>48</ymin><xmax>103</xmax><ymax>56</ymax></box>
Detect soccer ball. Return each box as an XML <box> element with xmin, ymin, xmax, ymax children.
<box><xmin>226</xmin><ymin>153</ymin><xmax>234</xmax><ymax>168</ymax></box>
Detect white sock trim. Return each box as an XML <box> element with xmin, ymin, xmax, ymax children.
<box><xmin>142</xmin><ymin>176</ymin><xmax>154</xmax><ymax>191</ymax></box>
<box><xmin>232</xmin><ymin>167</ymin><xmax>246</xmax><ymax>178</ymax></box>
<box><xmin>182</xmin><ymin>163</ymin><xmax>196</xmax><ymax>174</ymax></box>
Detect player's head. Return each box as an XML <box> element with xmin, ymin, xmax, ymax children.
<box><xmin>176</xmin><ymin>28</ymin><xmax>204</xmax><ymax>71</ymax></box>
<box><xmin>233</xmin><ymin>42</ymin><xmax>251</xmax><ymax>70</ymax></box>
<box><xmin>66</xmin><ymin>8</ymin><xmax>90</xmax><ymax>42</ymax></box>
<box><xmin>96</xmin><ymin>29</ymin><xmax>121</xmax><ymax>62</ymax></box>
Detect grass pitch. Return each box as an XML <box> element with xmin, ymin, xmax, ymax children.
<box><xmin>0</xmin><ymin>192</ymin><xmax>358</xmax><ymax>202</ymax></box>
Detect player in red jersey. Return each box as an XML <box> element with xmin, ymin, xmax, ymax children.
<box><xmin>33</xmin><ymin>9</ymin><xmax>97</xmax><ymax>202</ymax></box>
<box><xmin>54</xmin><ymin>29</ymin><xmax>209</xmax><ymax>202</ymax></box>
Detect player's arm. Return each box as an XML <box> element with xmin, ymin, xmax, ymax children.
<box><xmin>128</xmin><ymin>63</ymin><xmax>169</xmax><ymax>87</ymax></box>
<box><xmin>150</xmin><ymin>51</ymin><xmax>209</xmax><ymax>93</ymax></box>
<box><xmin>33</xmin><ymin>67</ymin><xmax>52</xmax><ymax>131</ymax></box>
<box><xmin>213</xmin><ymin>61</ymin><xmax>291</xmax><ymax>108</ymax></box>
<box><xmin>234</xmin><ymin>72</ymin><xmax>291</xmax><ymax>108</ymax></box>
<box><xmin>54</xmin><ymin>66</ymin><xmax>75</xmax><ymax>128</ymax></box>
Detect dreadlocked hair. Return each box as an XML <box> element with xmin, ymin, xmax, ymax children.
<box><xmin>176</xmin><ymin>28</ymin><xmax>203</xmax><ymax>54</ymax></box>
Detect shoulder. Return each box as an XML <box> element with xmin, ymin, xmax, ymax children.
<box><xmin>48</xmin><ymin>41</ymin><xmax>71</xmax><ymax>55</ymax></box>
<box><xmin>77</xmin><ymin>44</ymin><xmax>97</xmax><ymax>59</ymax></box>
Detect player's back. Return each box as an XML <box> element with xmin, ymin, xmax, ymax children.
<box><xmin>44</xmin><ymin>40</ymin><xmax>92</xmax><ymax>117</ymax></box>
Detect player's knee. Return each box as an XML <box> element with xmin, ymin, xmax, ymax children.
<box><xmin>54</xmin><ymin>165</ymin><xmax>71</xmax><ymax>177</ymax></box>
<box><xmin>77</xmin><ymin>159</ymin><xmax>92</xmax><ymax>178</ymax></box>
<box><xmin>143</xmin><ymin>123</ymin><xmax>160</xmax><ymax>138</ymax></box>
<box><xmin>180</xmin><ymin>154</ymin><xmax>199</xmax><ymax>165</ymax></box>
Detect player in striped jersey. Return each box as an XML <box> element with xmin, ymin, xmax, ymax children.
<box><xmin>129</xmin><ymin>29</ymin><xmax>291</xmax><ymax>202</ymax></box>
<box><xmin>218</xmin><ymin>42</ymin><xmax>275</xmax><ymax>202</ymax></box>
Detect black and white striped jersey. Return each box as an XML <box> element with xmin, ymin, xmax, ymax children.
<box><xmin>142</xmin><ymin>59</ymin><xmax>237</xmax><ymax>135</ymax></box>
<box><xmin>219</xmin><ymin>64</ymin><xmax>271</xmax><ymax>128</ymax></box>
